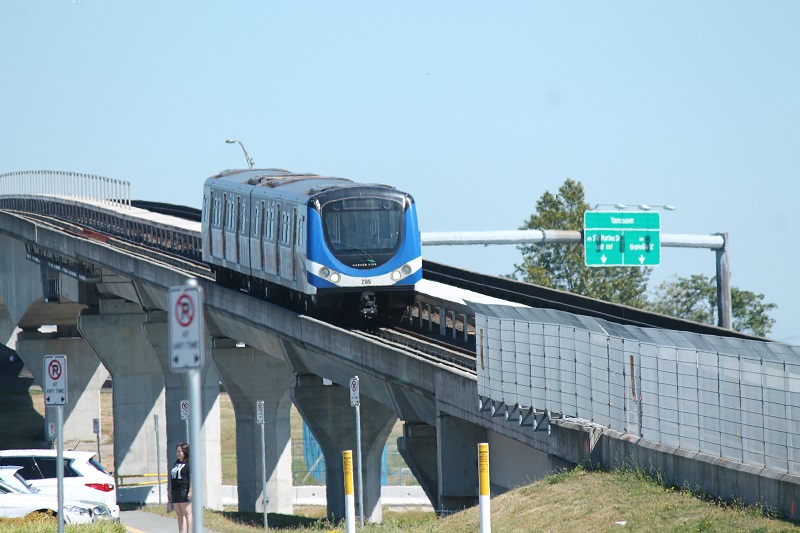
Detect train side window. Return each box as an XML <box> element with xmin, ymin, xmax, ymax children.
<box><xmin>270</xmin><ymin>206</ymin><xmax>275</xmax><ymax>241</ymax></box>
<box><xmin>254</xmin><ymin>204</ymin><xmax>260</xmax><ymax>237</ymax></box>
<box><xmin>297</xmin><ymin>215</ymin><xmax>304</xmax><ymax>246</ymax></box>
<box><xmin>240</xmin><ymin>199</ymin><xmax>247</xmax><ymax>234</ymax></box>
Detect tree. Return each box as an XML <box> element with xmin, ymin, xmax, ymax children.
<box><xmin>647</xmin><ymin>274</ymin><xmax>777</xmax><ymax>337</ymax></box>
<box><xmin>512</xmin><ymin>179</ymin><xmax>652</xmax><ymax>307</ymax></box>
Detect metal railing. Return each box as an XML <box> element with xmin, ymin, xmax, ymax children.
<box><xmin>474</xmin><ymin>304</ymin><xmax>800</xmax><ymax>474</ymax></box>
<box><xmin>0</xmin><ymin>170</ymin><xmax>131</xmax><ymax>209</ymax></box>
<box><xmin>291</xmin><ymin>437</ymin><xmax>419</xmax><ymax>487</ymax></box>
<box><xmin>115</xmin><ymin>472</ymin><xmax>168</xmax><ymax>488</ymax></box>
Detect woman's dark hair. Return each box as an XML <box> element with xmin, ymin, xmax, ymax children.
<box><xmin>177</xmin><ymin>442</ymin><xmax>190</xmax><ymax>461</ymax></box>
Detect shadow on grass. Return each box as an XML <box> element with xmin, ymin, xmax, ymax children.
<box><xmin>120</xmin><ymin>503</ymin><xmax>334</xmax><ymax>530</ymax></box>
<box><xmin>217</xmin><ymin>510</ymin><xmax>328</xmax><ymax>529</ymax></box>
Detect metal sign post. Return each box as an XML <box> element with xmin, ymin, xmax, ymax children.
<box><xmin>257</xmin><ymin>400</ymin><xmax>268</xmax><ymax>530</ymax></box>
<box><xmin>154</xmin><ymin>414</ymin><xmax>163</xmax><ymax>505</ymax></box>
<box><xmin>93</xmin><ymin>418</ymin><xmax>101</xmax><ymax>464</ymax></box>
<box><xmin>349</xmin><ymin>376</ymin><xmax>364</xmax><ymax>528</ymax></box>
<box><xmin>169</xmin><ymin>279</ymin><xmax>205</xmax><ymax>533</ymax></box>
<box><xmin>44</xmin><ymin>355</ymin><xmax>67</xmax><ymax>533</ymax></box>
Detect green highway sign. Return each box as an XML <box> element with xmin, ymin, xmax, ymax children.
<box><xmin>584</xmin><ymin>211</ymin><xmax>661</xmax><ymax>267</ymax></box>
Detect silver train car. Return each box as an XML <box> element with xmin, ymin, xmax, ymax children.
<box><xmin>201</xmin><ymin>168</ymin><xmax>422</xmax><ymax>316</ymax></box>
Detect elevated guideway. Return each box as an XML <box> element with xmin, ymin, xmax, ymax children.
<box><xmin>1</xmin><ymin>170</ymin><xmax>799</xmax><ymax>521</ymax></box>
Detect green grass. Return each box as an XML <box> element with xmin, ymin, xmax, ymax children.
<box><xmin>131</xmin><ymin>465</ymin><xmax>800</xmax><ymax>532</ymax></box>
<box><xmin>6</xmin><ymin>388</ymin><xmax>800</xmax><ymax>532</ymax></box>
<box><xmin>0</xmin><ymin>515</ymin><xmax>125</xmax><ymax>533</ymax></box>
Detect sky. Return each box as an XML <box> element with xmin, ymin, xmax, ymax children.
<box><xmin>1</xmin><ymin>2</ymin><xmax>798</xmax><ymax>343</ymax></box>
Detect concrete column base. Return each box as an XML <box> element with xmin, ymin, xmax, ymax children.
<box><xmin>212</xmin><ymin>338</ymin><xmax>294</xmax><ymax>514</ymax></box>
<box><xmin>77</xmin><ymin>301</ymin><xmax>166</xmax><ymax>482</ymax></box>
<box><xmin>15</xmin><ymin>330</ymin><xmax>109</xmax><ymax>442</ymax></box>
<box><xmin>437</xmin><ymin>413</ymin><xmax>487</xmax><ymax>513</ymax></box>
<box><xmin>143</xmin><ymin>312</ymin><xmax>223</xmax><ymax>510</ymax></box>
<box><xmin>397</xmin><ymin>422</ymin><xmax>438</xmax><ymax>510</ymax></box>
<box><xmin>291</xmin><ymin>374</ymin><xmax>396</xmax><ymax>523</ymax></box>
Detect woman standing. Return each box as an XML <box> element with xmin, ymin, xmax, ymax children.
<box><xmin>170</xmin><ymin>442</ymin><xmax>192</xmax><ymax>533</ymax></box>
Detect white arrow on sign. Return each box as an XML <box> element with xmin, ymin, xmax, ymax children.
<box><xmin>639</xmin><ymin>254</ymin><xmax>645</xmax><ymax>264</ymax></box>
<box><xmin>601</xmin><ymin>254</ymin><xmax>607</xmax><ymax>264</ymax></box>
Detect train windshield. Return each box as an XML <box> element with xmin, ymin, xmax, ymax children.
<box><xmin>321</xmin><ymin>197</ymin><xmax>403</xmax><ymax>267</ymax></box>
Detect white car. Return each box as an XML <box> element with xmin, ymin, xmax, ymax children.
<box><xmin>0</xmin><ymin>466</ymin><xmax>93</xmax><ymax>524</ymax></box>
<box><xmin>0</xmin><ymin>450</ymin><xmax>119</xmax><ymax>518</ymax></box>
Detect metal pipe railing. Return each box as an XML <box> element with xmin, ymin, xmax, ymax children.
<box><xmin>0</xmin><ymin>170</ymin><xmax>131</xmax><ymax>209</ymax></box>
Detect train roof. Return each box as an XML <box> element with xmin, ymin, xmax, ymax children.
<box><xmin>207</xmin><ymin>168</ymin><xmax>401</xmax><ymax>199</ymax></box>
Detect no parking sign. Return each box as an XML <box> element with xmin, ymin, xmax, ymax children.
<box><xmin>169</xmin><ymin>283</ymin><xmax>205</xmax><ymax>372</ymax></box>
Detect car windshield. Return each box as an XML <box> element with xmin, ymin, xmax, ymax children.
<box><xmin>321</xmin><ymin>197</ymin><xmax>403</xmax><ymax>268</ymax></box>
<box><xmin>0</xmin><ymin>468</ymin><xmax>35</xmax><ymax>494</ymax></box>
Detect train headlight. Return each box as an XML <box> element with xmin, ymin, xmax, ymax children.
<box><xmin>391</xmin><ymin>270</ymin><xmax>402</xmax><ymax>281</ymax></box>
<box><xmin>330</xmin><ymin>272</ymin><xmax>341</xmax><ymax>283</ymax></box>
<box><xmin>319</xmin><ymin>267</ymin><xmax>330</xmax><ymax>279</ymax></box>
<box><xmin>400</xmin><ymin>264</ymin><xmax>412</xmax><ymax>276</ymax></box>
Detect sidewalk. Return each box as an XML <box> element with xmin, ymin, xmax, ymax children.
<box><xmin>121</xmin><ymin>510</ymin><xmax>224</xmax><ymax>533</ymax></box>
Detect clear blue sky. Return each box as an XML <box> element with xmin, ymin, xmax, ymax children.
<box><xmin>2</xmin><ymin>2</ymin><xmax>797</xmax><ymax>342</ymax></box>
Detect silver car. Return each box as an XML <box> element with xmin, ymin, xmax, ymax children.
<box><xmin>0</xmin><ymin>466</ymin><xmax>94</xmax><ymax>524</ymax></box>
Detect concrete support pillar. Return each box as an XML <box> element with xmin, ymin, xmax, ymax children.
<box><xmin>142</xmin><ymin>312</ymin><xmax>223</xmax><ymax>510</ymax></box>
<box><xmin>77</xmin><ymin>300</ymin><xmax>166</xmax><ymax>482</ymax></box>
<box><xmin>0</xmin><ymin>235</ymin><xmax>45</xmax><ymax>326</ymax></box>
<box><xmin>291</xmin><ymin>374</ymin><xmax>396</xmax><ymax>523</ymax></box>
<box><xmin>436</xmin><ymin>413</ymin><xmax>487</xmax><ymax>512</ymax></box>
<box><xmin>15</xmin><ymin>328</ymin><xmax>109</xmax><ymax>442</ymax></box>
<box><xmin>0</xmin><ymin>302</ymin><xmax>15</xmax><ymax>346</ymax></box>
<box><xmin>212</xmin><ymin>339</ymin><xmax>294</xmax><ymax>514</ymax></box>
<box><xmin>397</xmin><ymin>422</ymin><xmax>439</xmax><ymax>510</ymax></box>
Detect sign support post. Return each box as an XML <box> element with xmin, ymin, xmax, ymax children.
<box><xmin>56</xmin><ymin>403</ymin><xmax>64</xmax><ymax>533</ymax></box>
<box><xmin>44</xmin><ymin>354</ymin><xmax>67</xmax><ymax>533</ymax></box>
<box><xmin>350</xmin><ymin>376</ymin><xmax>363</xmax><ymax>528</ymax></box>
<box><xmin>257</xmin><ymin>400</ymin><xmax>268</xmax><ymax>529</ymax></box>
<box><xmin>169</xmin><ymin>278</ymin><xmax>205</xmax><ymax>533</ymax></box>
<box><xmin>92</xmin><ymin>418</ymin><xmax>102</xmax><ymax>464</ymax></box>
<box><xmin>154</xmin><ymin>415</ymin><xmax>163</xmax><ymax>505</ymax></box>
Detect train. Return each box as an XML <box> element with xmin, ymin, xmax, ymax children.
<box><xmin>201</xmin><ymin>168</ymin><xmax>422</xmax><ymax>318</ymax></box>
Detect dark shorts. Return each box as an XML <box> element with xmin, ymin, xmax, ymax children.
<box><xmin>172</xmin><ymin>488</ymin><xmax>190</xmax><ymax>503</ymax></box>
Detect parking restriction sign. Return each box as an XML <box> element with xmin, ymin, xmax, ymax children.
<box><xmin>44</xmin><ymin>355</ymin><xmax>67</xmax><ymax>406</ymax></box>
<box><xmin>350</xmin><ymin>376</ymin><xmax>360</xmax><ymax>407</ymax></box>
<box><xmin>256</xmin><ymin>400</ymin><xmax>265</xmax><ymax>425</ymax></box>
<box><xmin>169</xmin><ymin>283</ymin><xmax>205</xmax><ymax>372</ymax></box>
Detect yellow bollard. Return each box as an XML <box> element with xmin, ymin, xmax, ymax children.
<box><xmin>343</xmin><ymin>450</ymin><xmax>356</xmax><ymax>533</ymax></box>
<box><xmin>478</xmin><ymin>442</ymin><xmax>490</xmax><ymax>533</ymax></box>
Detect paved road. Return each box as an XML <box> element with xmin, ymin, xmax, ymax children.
<box><xmin>121</xmin><ymin>510</ymin><xmax>223</xmax><ymax>533</ymax></box>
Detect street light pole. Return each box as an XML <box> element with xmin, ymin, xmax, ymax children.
<box><xmin>225</xmin><ymin>139</ymin><xmax>255</xmax><ymax>170</ymax></box>
<box><xmin>715</xmin><ymin>232</ymin><xmax>732</xmax><ymax>329</ymax></box>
